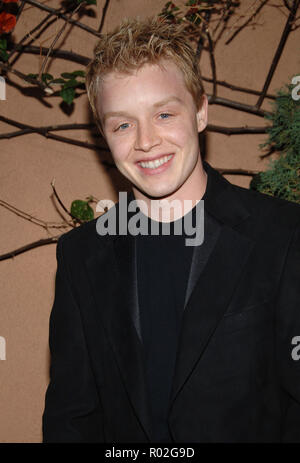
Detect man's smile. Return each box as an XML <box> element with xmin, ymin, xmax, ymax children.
<box><xmin>136</xmin><ymin>154</ymin><xmax>174</xmax><ymax>174</ymax></box>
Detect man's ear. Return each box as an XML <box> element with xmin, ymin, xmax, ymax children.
<box><xmin>196</xmin><ymin>94</ymin><xmax>208</xmax><ymax>133</ymax></box>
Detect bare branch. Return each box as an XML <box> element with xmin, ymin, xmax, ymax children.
<box><xmin>0</xmin><ymin>236</ymin><xmax>60</xmax><ymax>261</ymax></box>
<box><xmin>98</xmin><ymin>0</ymin><xmax>110</xmax><ymax>32</ymax></box>
<box><xmin>205</xmin><ymin>29</ymin><xmax>217</xmax><ymax>100</ymax></box>
<box><xmin>0</xmin><ymin>61</ymin><xmax>47</xmax><ymax>91</ymax></box>
<box><xmin>216</xmin><ymin>167</ymin><xmax>260</xmax><ymax>176</ymax></box>
<box><xmin>22</xmin><ymin>0</ymin><xmax>102</xmax><ymax>37</ymax></box>
<box><xmin>207</xmin><ymin>95</ymin><xmax>270</xmax><ymax>117</ymax></box>
<box><xmin>256</xmin><ymin>0</ymin><xmax>300</xmax><ymax>108</ymax></box>
<box><xmin>17</xmin><ymin>44</ymin><xmax>90</xmax><ymax>65</ymax></box>
<box><xmin>225</xmin><ymin>0</ymin><xmax>269</xmax><ymax>45</ymax></box>
<box><xmin>0</xmin><ymin>116</ymin><xmax>109</xmax><ymax>152</ymax></box>
<box><xmin>206</xmin><ymin>124</ymin><xmax>268</xmax><ymax>135</ymax></box>
<box><xmin>38</xmin><ymin>2</ymin><xmax>87</xmax><ymax>80</ymax></box>
<box><xmin>51</xmin><ymin>179</ymin><xmax>82</xmax><ymax>225</ymax></box>
<box><xmin>0</xmin><ymin>199</ymin><xmax>71</xmax><ymax>230</ymax></box>
<box><xmin>202</xmin><ymin>76</ymin><xmax>276</xmax><ymax>100</ymax></box>
<box><xmin>8</xmin><ymin>11</ymin><xmax>63</xmax><ymax>64</ymax></box>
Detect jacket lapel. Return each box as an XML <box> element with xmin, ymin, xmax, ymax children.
<box><xmin>169</xmin><ymin>161</ymin><xmax>255</xmax><ymax>407</ymax></box>
<box><xmin>85</xmin><ymin>201</ymin><xmax>152</xmax><ymax>441</ymax></box>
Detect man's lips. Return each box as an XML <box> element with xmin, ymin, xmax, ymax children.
<box><xmin>135</xmin><ymin>153</ymin><xmax>174</xmax><ymax>163</ymax></box>
<box><xmin>135</xmin><ymin>153</ymin><xmax>174</xmax><ymax>175</ymax></box>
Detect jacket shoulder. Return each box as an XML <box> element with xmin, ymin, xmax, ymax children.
<box><xmin>56</xmin><ymin>207</ymin><xmax>115</xmax><ymax>258</ymax></box>
<box><xmin>231</xmin><ymin>183</ymin><xmax>300</xmax><ymax>230</ymax></box>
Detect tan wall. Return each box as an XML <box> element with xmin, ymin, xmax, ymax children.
<box><xmin>0</xmin><ymin>0</ymin><xmax>299</xmax><ymax>442</ymax></box>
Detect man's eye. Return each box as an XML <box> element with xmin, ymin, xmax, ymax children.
<box><xmin>115</xmin><ymin>123</ymin><xmax>130</xmax><ymax>131</ymax></box>
<box><xmin>159</xmin><ymin>113</ymin><xmax>171</xmax><ymax>119</ymax></box>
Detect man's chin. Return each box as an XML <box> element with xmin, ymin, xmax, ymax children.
<box><xmin>133</xmin><ymin>184</ymin><xmax>178</xmax><ymax>201</ymax></box>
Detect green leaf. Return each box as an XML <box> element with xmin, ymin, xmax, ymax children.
<box><xmin>61</xmin><ymin>72</ymin><xmax>75</xmax><ymax>79</ymax></box>
<box><xmin>41</xmin><ymin>73</ymin><xmax>54</xmax><ymax>83</ymax></box>
<box><xmin>61</xmin><ymin>71</ymin><xmax>85</xmax><ymax>79</ymax></box>
<box><xmin>0</xmin><ymin>49</ymin><xmax>8</xmax><ymax>62</ymax></box>
<box><xmin>26</xmin><ymin>73</ymin><xmax>38</xmax><ymax>79</ymax></box>
<box><xmin>62</xmin><ymin>78</ymin><xmax>80</xmax><ymax>89</ymax></box>
<box><xmin>71</xmin><ymin>200</ymin><xmax>94</xmax><ymax>221</ymax></box>
<box><xmin>70</xmin><ymin>70</ymin><xmax>86</xmax><ymax>77</ymax></box>
<box><xmin>50</xmin><ymin>78</ymin><xmax>66</xmax><ymax>84</ymax></box>
<box><xmin>0</xmin><ymin>39</ymin><xmax>7</xmax><ymax>50</ymax></box>
<box><xmin>60</xmin><ymin>87</ymin><xmax>75</xmax><ymax>105</ymax></box>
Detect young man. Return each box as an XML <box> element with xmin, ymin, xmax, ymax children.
<box><xmin>43</xmin><ymin>17</ymin><xmax>300</xmax><ymax>442</ymax></box>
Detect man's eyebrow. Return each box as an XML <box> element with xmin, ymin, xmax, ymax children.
<box><xmin>102</xmin><ymin>97</ymin><xmax>184</xmax><ymax>124</ymax></box>
<box><xmin>152</xmin><ymin>96</ymin><xmax>184</xmax><ymax>108</ymax></box>
<box><xmin>102</xmin><ymin>111</ymin><xmax>132</xmax><ymax>124</ymax></box>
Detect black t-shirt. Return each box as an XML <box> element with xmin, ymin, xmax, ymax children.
<box><xmin>136</xmin><ymin>204</ymin><xmax>199</xmax><ymax>442</ymax></box>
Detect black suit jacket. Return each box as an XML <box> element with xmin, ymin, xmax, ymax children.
<box><xmin>43</xmin><ymin>160</ymin><xmax>300</xmax><ymax>442</ymax></box>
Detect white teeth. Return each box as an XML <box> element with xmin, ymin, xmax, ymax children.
<box><xmin>139</xmin><ymin>154</ymin><xmax>172</xmax><ymax>169</ymax></box>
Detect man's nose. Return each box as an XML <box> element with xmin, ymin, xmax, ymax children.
<box><xmin>134</xmin><ymin>122</ymin><xmax>161</xmax><ymax>152</ymax></box>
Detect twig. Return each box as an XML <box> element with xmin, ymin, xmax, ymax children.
<box><xmin>0</xmin><ymin>119</ymin><xmax>95</xmax><ymax>137</ymax></box>
<box><xmin>205</xmin><ymin>29</ymin><xmax>217</xmax><ymax>100</ymax></box>
<box><xmin>0</xmin><ymin>199</ymin><xmax>71</xmax><ymax>230</ymax></box>
<box><xmin>195</xmin><ymin>9</ymin><xmax>211</xmax><ymax>60</ymax></box>
<box><xmin>283</xmin><ymin>0</ymin><xmax>292</xmax><ymax>11</ymax></box>
<box><xmin>0</xmin><ymin>236</ymin><xmax>61</xmax><ymax>261</ymax></box>
<box><xmin>51</xmin><ymin>178</ymin><xmax>82</xmax><ymax>224</ymax></box>
<box><xmin>202</xmin><ymin>76</ymin><xmax>276</xmax><ymax>100</ymax></box>
<box><xmin>216</xmin><ymin>167</ymin><xmax>260</xmax><ymax>176</ymax></box>
<box><xmin>22</xmin><ymin>0</ymin><xmax>102</xmax><ymax>37</ymax></box>
<box><xmin>207</xmin><ymin>95</ymin><xmax>269</xmax><ymax>117</ymax></box>
<box><xmin>8</xmin><ymin>11</ymin><xmax>62</xmax><ymax>64</ymax></box>
<box><xmin>17</xmin><ymin>44</ymin><xmax>90</xmax><ymax>65</ymax></box>
<box><xmin>0</xmin><ymin>116</ymin><xmax>109</xmax><ymax>151</ymax></box>
<box><xmin>0</xmin><ymin>62</ymin><xmax>47</xmax><ymax>91</ymax></box>
<box><xmin>38</xmin><ymin>2</ymin><xmax>86</xmax><ymax>80</ymax></box>
<box><xmin>213</xmin><ymin>1</ymin><xmax>238</xmax><ymax>43</ymax></box>
<box><xmin>98</xmin><ymin>0</ymin><xmax>110</xmax><ymax>32</ymax></box>
<box><xmin>225</xmin><ymin>0</ymin><xmax>269</xmax><ymax>45</ymax></box>
<box><xmin>256</xmin><ymin>0</ymin><xmax>300</xmax><ymax>108</ymax></box>
<box><xmin>206</xmin><ymin>124</ymin><xmax>268</xmax><ymax>135</ymax></box>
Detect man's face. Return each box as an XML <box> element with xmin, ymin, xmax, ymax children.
<box><xmin>97</xmin><ymin>60</ymin><xmax>207</xmax><ymax>199</ymax></box>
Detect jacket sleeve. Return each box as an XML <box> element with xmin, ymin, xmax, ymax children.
<box><xmin>42</xmin><ymin>236</ymin><xmax>104</xmax><ymax>442</ymax></box>
<box><xmin>276</xmin><ymin>221</ymin><xmax>300</xmax><ymax>442</ymax></box>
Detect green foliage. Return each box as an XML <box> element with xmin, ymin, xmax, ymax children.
<box><xmin>250</xmin><ymin>80</ymin><xmax>300</xmax><ymax>204</ymax></box>
<box><xmin>260</xmin><ymin>83</ymin><xmax>300</xmax><ymax>154</ymax></box>
<box><xmin>0</xmin><ymin>38</ymin><xmax>8</xmax><ymax>62</ymax></box>
<box><xmin>250</xmin><ymin>151</ymin><xmax>300</xmax><ymax>204</ymax></box>
<box><xmin>71</xmin><ymin>199</ymin><xmax>94</xmax><ymax>222</ymax></box>
<box><xmin>26</xmin><ymin>70</ymin><xmax>86</xmax><ymax>105</ymax></box>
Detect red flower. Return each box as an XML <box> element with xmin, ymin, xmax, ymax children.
<box><xmin>0</xmin><ymin>12</ymin><xmax>16</xmax><ymax>34</ymax></box>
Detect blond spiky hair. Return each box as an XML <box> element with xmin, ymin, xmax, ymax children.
<box><xmin>85</xmin><ymin>16</ymin><xmax>204</xmax><ymax>132</ymax></box>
